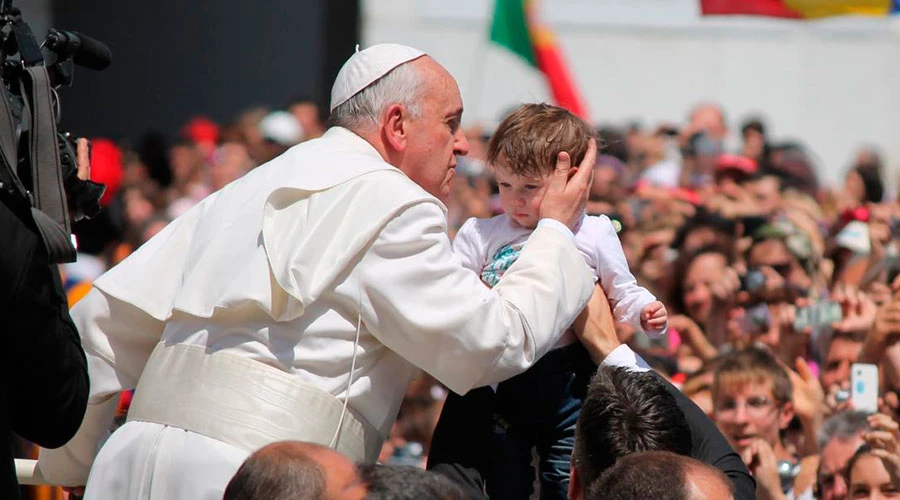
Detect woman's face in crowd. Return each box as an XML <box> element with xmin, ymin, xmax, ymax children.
<box><xmin>683</xmin><ymin>252</ymin><xmax>729</xmax><ymax>325</ymax></box>
<box><xmin>846</xmin><ymin>170</ymin><xmax>866</xmax><ymax>205</ymax></box>
<box><xmin>848</xmin><ymin>454</ymin><xmax>900</xmax><ymax>499</ymax></box>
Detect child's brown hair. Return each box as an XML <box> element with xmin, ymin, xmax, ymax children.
<box><xmin>487</xmin><ymin>103</ymin><xmax>597</xmax><ymax>178</ymax></box>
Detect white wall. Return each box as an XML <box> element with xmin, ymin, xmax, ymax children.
<box><xmin>362</xmin><ymin>0</ymin><xmax>900</xmax><ymax>186</ymax></box>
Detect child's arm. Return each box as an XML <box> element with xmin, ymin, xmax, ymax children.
<box><xmin>588</xmin><ymin>216</ymin><xmax>662</xmax><ymax>334</ymax></box>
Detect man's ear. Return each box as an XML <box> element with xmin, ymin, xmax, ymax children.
<box><xmin>568</xmin><ymin>463</ymin><xmax>582</xmax><ymax>500</ymax></box>
<box><xmin>383</xmin><ymin>103</ymin><xmax>407</xmax><ymax>152</ymax></box>
<box><xmin>779</xmin><ymin>401</ymin><xmax>795</xmax><ymax>430</ymax></box>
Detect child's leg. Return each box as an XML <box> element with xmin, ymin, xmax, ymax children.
<box><xmin>534</xmin><ymin>343</ymin><xmax>595</xmax><ymax>500</ymax></box>
<box><xmin>535</xmin><ymin>400</ymin><xmax>579</xmax><ymax>500</ymax></box>
<box><xmin>485</xmin><ymin>412</ymin><xmax>537</xmax><ymax>499</ymax></box>
<box><xmin>427</xmin><ymin>387</ymin><xmax>496</xmax><ymax>498</ymax></box>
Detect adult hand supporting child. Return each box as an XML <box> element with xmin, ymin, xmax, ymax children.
<box><xmin>539</xmin><ymin>139</ymin><xmax>597</xmax><ymax>231</ymax></box>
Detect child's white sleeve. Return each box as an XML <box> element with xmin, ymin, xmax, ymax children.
<box><xmin>451</xmin><ymin>217</ymin><xmax>487</xmax><ymax>275</ymax></box>
<box><xmin>590</xmin><ymin>217</ymin><xmax>660</xmax><ymax>335</ymax></box>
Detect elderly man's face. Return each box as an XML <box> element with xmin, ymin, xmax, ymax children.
<box><xmin>818</xmin><ymin>434</ymin><xmax>865</xmax><ymax>500</ymax></box>
<box><xmin>399</xmin><ymin>57</ymin><xmax>469</xmax><ymax>202</ymax></box>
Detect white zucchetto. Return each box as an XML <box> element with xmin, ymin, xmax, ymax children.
<box><xmin>329</xmin><ymin>43</ymin><xmax>426</xmax><ymax>112</ymax></box>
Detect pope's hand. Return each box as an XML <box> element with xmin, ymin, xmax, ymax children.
<box><xmin>539</xmin><ymin>138</ymin><xmax>597</xmax><ymax>231</ymax></box>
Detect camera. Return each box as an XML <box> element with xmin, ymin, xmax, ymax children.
<box><xmin>0</xmin><ymin>1</ymin><xmax>110</xmax><ymax>263</ymax></box>
<box><xmin>740</xmin><ymin>268</ymin><xmax>767</xmax><ymax>295</ymax></box>
<box><xmin>793</xmin><ymin>300</ymin><xmax>842</xmax><ymax>332</ymax></box>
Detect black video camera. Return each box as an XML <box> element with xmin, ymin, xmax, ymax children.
<box><xmin>0</xmin><ymin>1</ymin><xmax>110</xmax><ymax>263</ymax></box>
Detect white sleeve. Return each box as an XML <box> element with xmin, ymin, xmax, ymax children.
<box><xmin>591</xmin><ymin>216</ymin><xmax>658</xmax><ymax>333</ymax></box>
<box><xmin>451</xmin><ymin>217</ymin><xmax>486</xmax><ymax>274</ymax></box>
<box><xmin>602</xmin><ymin>344</ymin><xmax>651</xmax><ymax>372</ymax></box>
<box><xmin>38</xmin><ymin>287</ymin><xmax>165</xmax><ymax>486</ymax></box>
<box><xmin>358</xmin><ymin>202</ymin><xmax>594</xmax><ymax>394</ymax></box>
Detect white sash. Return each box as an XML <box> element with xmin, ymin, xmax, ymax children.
<box><xmin>127</xmin><ymin>342</ymin><xmax>382</xmax><ymax>463</ymax></box>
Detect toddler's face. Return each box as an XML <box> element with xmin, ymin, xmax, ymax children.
<box><xmin>494</xmin><ymin>162</ymin><xmax>550</xmax><ymax>229</ymax></box>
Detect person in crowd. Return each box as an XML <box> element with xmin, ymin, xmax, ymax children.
<box><xmin>670</xmin><ymin>211</ymin><xmax>736</xmax><ymax>257</ymax></box>
<box><xmin>670</xmin><ymin>245</ymin><xmax>738</xmax><ymax>348</ymax></box>
<box><xmin>820</xmin><ymin>331</ymin><xmax>864</xmax><ymax>411</ymax></box>
<box><xmin>816</xmin><ymin>411</ymin><xmax>870</xmax><ymax>500</ymax></box>
<box><xmin>37</xmin><ymin>43</ymin><xmax>597</xmax><ymax>499</ymax></box>
<box><xmin>843</xmin><ymin>413</ymin><xmax>900</xmax><ymax>500</ymax></box>
<box><xmin>258</xmin><ymin>110</ymin><xmax>304</xmax><ymax>163</ymax></box>
<box><xmin>209</xmin><ymin>142</ymin><xmax>256</xmax><ymax>192</ymax></box>
<box><xmin>165</xmin><ymin>138</ymin><xmax>211</xmax><ymax>218</ymax></box>
<box><xmin>587</xmin><ymin>451</ymin><xmax>734</xmax><ymax>500</ymax></box>
<box><xmin>743</xmin><ymin>169</ymin><xmax>783</xmax><ymax>218</ymax></box>
<box><xmin>2</xmin><ymin>139</ymin><xmax>93</xmax><ymax>500</ymax></box>
<box><xmin>844</xmin><ymin>444</ymin><xmax>900</xmax><ymax>500</ymax></box>
<box><xmin>745</xmin><ymin>223</ymin><xmax>815</xmax><ymax>301</ymax></box>
<box><xmin>712</xmin><ymin>347</ymin><xmax>820</xmax><ymax>500</ymax></box>
<box><xmin>287</xmin><ymin>96</ymin><xmax>326</xmax><ymax>140</ymax></box>
<box><xmin>568</xmin><ymin>366</ymin><xmax>693</xmax><ymax>499</ymax></box>
<box><xmin>740</xmin><ymin>117</ymin><xmax>769</xmax><ymax>167</ymax></box>
<box><xmin>223</xmin><ymin>441</ymin><xmax>366</xmax><ymax>500</ymax></box>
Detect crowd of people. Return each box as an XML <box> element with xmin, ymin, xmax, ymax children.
<box><xmin>15</xmin><ymin>43</ymin><xmax>900</xmax><ymax>500</ymax></box>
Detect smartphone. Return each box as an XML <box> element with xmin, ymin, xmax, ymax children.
<box><xmin>851</xmin><ymin>363</ymin><xmax>879</xmax><ymax>414</ymax></box>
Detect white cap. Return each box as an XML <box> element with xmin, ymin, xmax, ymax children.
<box><xmin>260</xmin><ymin>111</ymin><xmax>304</xmax><ymax>146</ymax></box>
<box><xmin>329</xmin><ymin>43</ymin><xmax>426</xmax><ymax>112</ymax></box>
<box><xmin>835</xmin><ymin>220</ymin><xmax>870</xmax><ymax>254</ymax></box>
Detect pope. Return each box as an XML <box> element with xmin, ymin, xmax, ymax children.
<box><xmin>37</xmin><ymin>44</ymin><xmax>597</xmax><ymax>499</ymax></box>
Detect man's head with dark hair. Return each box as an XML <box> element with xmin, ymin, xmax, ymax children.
<box><xmin>588</xmin><ymin>451</ymin><xmax>734</xmax><ymax>500</ymax></box>
<box><xmin>670</xmin><ymin>211</ymin><xmax>736</xmax><ymax>256</ymax></box>
<box><xmin>223</xmin><ymin>441</ymin><xmax>366</xmax><ymax>500</ymax></box>
<box><xmin>740</xmin><ymin>117</ymin><xmax>766</xmax><ymax>138</ymax></box>
<box><xmin>850</xmin><ymin>163</ymin><xmax>884</xmax><ymax>204</ymax></box>
<box><xmin>358</xmin><ymin>464</ymin><xmax>469</xmax><ymax>500</ymax></box>
<box><xmin>596</xmin><ymin>125</ymin><xmax>628</xmax><ymax>163</ymax></box>
<box><xmin>742</xmin><ymin>167</ymin><xmax>783</xmax><ymax>216</ymax></box>
<box><xmin>767</xmin><ymin>142</ymin><xmax>819</xmax><ymax>195</ymax></box>
<box><xmin>570</xmin><ymin>366</ymin><xmax>693</xmax><ymax>498</ymax></box>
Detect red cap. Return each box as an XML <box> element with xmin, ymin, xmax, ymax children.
<box><xmin>841</xmin><ymin>206</ymin><xmax>870</xmax><ymax>223</ymax></box>
<box><xmin>182</xmin><ymin>116</ymin><xmax>219</xmax><ymax>147</ymax></box>
<box><xmin>89</xmin><ymin>138</ymin><xmax>123</xmax><ymax>207</ymax></box>
<box><xmin>715</xmin><ymin>154</ymin><xmax>757</xmax><ymax>175</ymax></box>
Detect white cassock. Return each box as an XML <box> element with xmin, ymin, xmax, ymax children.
<box><xmin>37</xmin><ymin>127</ymin><xmax>593</xmax><ymax>500</ymax></box>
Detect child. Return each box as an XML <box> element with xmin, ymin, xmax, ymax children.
<box><xmin>452</xmin><ymin>103</ymin><xmax>667</xmax><ymax>499</ymax></box>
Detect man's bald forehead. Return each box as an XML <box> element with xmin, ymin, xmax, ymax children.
<box><xmin>686</xmin><ymin>462</ymin><xmax>733</xmax><ymax>500</ymax></box>
<box><xmin>255</xmin><ymin>441</ymin><xmax>333</xmax><ymax>460</ymax></box>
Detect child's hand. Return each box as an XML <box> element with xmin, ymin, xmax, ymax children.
<box><xmin>641</xmin><ymin>301</ymin><xmax>668</xmax><ymax>334</ymax></box>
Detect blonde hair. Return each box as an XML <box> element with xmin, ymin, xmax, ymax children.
<box><xmin>713</xmin><ymin>347</ymin><xmax>793</xmax><ymax>404</ymax></box>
